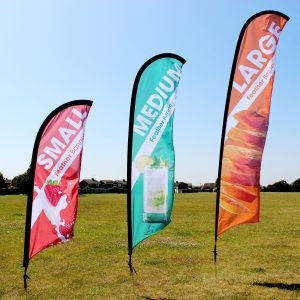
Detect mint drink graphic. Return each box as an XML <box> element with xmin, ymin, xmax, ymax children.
<box><xmin>151</xmin><ymin>190</ymin><xmax>165</xmax><ymax>208</ymax></box>
<box><xmin>143</xmin><ymin>157</ymin><xmax>168</xmax><ymax>223</ymax></box>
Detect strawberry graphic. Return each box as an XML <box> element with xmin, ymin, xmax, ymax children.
<box><xmin>44</xmin><ymin>180</ymin><xmax>63</xmax><ymax>206</ymax></box>
<box><xmin>59</xmin><ymin>221</ymin><xmax>74</xmax><ymax>239</ymax></box>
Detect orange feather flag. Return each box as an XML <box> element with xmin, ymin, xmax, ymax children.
<box><xmin>214</xmin><ymin>11</ymin><xmax>289</xmax><ymax>258</ymax></box>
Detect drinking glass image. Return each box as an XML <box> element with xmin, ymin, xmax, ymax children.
<box><xmin>143</xmin><ymin>166</ymin><xmax>168</xmax><ymax>223</ymax></box>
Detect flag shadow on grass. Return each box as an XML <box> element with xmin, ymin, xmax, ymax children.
<box><xmin>141</xmin><ymin>297</ymin><xmax>175</xmax><ymax>300</ymax></box>
<box><xmin>253</xmin><ymin>282</ymin><xmax>300</xmax><ymax>291</ymax></box>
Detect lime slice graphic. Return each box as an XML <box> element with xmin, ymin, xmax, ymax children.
<box><xmin>151</xmin><ymin>191</ymin><xmax>165</xmax><ymax>208</ymax></box>
<box><xmin>135</xmin><ymin>155</ymin><xmax>154</xmax><ymax>172</ymax></box>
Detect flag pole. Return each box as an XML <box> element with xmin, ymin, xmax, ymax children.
<box><xmin>213</xmin><ymin>11</ymin><xmax>251</xmax><ymax>263</ymax></box>
<box><xmin>127</xmin><ymin>56</ymin><xmax>141</xmax><ymax>274</ymax></box>
<box><xmin>23</xmin><ymin>131</ymin><xmax>41</xmax><ymax>289</ymax></box>
<box><xmin>23</xmin><ymin>189</ymin><xmax>32</xmax><ymax>290</ymax></box>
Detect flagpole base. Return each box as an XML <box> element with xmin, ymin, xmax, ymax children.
<box><xmin>128</xmin><ymin>255</ymin><xmax>137</xmax><ymax>275</ymax></box>
<box><xmin>23</xmin><ymin>266</ymin><xmax>29</xmax><ymax>290</ymax></box>
<box><xmin>213</xmin><ymin>243</ymin><xmax>217</xmax><ymax>263</ymax></box>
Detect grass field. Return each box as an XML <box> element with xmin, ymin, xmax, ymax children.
<box><xmin>0</xmin><ymin>193</ymin><xmax>299</xmax><ymax>299</ymax></box>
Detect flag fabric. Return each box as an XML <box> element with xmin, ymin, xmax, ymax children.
<box><xmin>127</xmin><ymin>54</ymin><xmax>186</xmax><ymax>263</ymax></box>
<box><xmin>215</xmin><ymin>11</ymin><xmax>289</xmax><ymax>241</ymax></box>
<box><xmin>23</xmin><ymin>100</ymin><xmax>92</xmax><ymax>286</ymax></box>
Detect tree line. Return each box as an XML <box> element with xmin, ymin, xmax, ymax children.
<box><xmin>261</xmin><ymin>179</ymin><xmax>300</xmax><ymax>192</ymax></box>
<box><xmin>1</xmin><ymin>169</ymin><xmax>300</xmax><ymax>194</ymax></box>
<box><xmin>214</xmin><ymin>178</ymin><xmax>300</xmax><ymax>192</ymax></box>
<box><xmin>0</xmin><ymin>168</ymin><xmax>30</xmax><ymax>194</ymax></box>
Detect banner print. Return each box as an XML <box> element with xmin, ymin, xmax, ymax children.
<box><xmin>216</xmin><ymin>11</ymin><xmax>289</xmax><ymax>239</ymax></box>
<box><xmin>127</xmin><ymin>54</ymin><xmax>186</xmax><ymax>260</ymax></box>
<box><xmin>23</xmin><ymin>100</ymin><xmax>92</xmax><ymax>284</ymax></box>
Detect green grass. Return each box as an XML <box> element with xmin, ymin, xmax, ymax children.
<box><xmin>0</xmin><ymin>193</ymin><xmax>299</xmax><ymax>299</ymax></box>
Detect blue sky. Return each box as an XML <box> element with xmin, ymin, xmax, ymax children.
<box><xmin>0</xmin><ymin>1</ymin><xmax>299</xmax><ymax>185</ymax></box>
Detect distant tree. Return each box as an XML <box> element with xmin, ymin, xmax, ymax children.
<box><xmin>177</xmin><ymin>182</ymin><xmax>189</xmax><ymax>190</ymax></box>
<box><xmin>265</xmin><ymin>180</ymin><xmax>291</xmax><ymax>192</ymax></box>
<box><xmin>12</xmin><ymin>167</ymin><xmax>31</xmax><ymax>194</ymax></box>
<box><xmin>291</xmin><ymin>178</ymin><xmax>300</xmax><ymax>192</ymax></box>
<box><xmin>214</xmin><ymin>178</ymin><xmax>218</xmax><ymax>192</ymax></box>
<box><xmin>0</xmin><ymin>172</ymin><xmax>5</xmax><ymax>188</ymax></box>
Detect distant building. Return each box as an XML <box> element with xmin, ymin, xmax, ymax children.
<box><xmin>79</xmin><ymin>178</ymin><xmax>99</xmax><ymax>189</ymax></box>
<box><xmin>79</xmin><ymin>178</ymin><xmax>127</xmax><ymax>194</ymax></box>
<box><xmin>99</xmin><ymin>180</ymin><xmax>114</xmax><ymax>188</ymax></box>
<box><xmin>175</xmin><ymin>181</ymin><xmax>192</xmax><ymax>193</ymax></box>
<box><xmin>4</xmin><ymin>179</ymin><xmax>12</xmax><ymax>189</ymax></box>
<box><xmin>201</xmin><ymin>183</ymin><xmax>215</xmax><ymax>192</ymax></box>
<box><xmin>113</xmin><ymin>180</ymin><xmax>127</xmax><ymax>189</ymax></box>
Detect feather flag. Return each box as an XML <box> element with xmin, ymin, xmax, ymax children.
<box><xmin>23</xmin><ymin>100</ymin><xmax>92</xmax><ymax>288</ymax></box>
<box><xmin>127</xmin><ymin>54</ymin><xmax>185</xmax><ymax>270</ymax></box>
<box><xmin>214</xmin><ymin>11</ymin><xmax>289</xmax><ymax>259</ymax></box>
